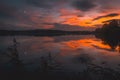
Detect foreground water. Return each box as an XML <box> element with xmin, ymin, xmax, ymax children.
<box><xmin>0</xmin><ymin>35</ymin><xmax>120</xmax><ymax>72</ymax></box>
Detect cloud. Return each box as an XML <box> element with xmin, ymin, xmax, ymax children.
<box><xmin>27</xmin><ymin>0</ymin><xmax>50</xmax><ymax>8</ymax></box>
<box><xmin>72</xmin><ymin>0</ymin><xmax>97</xmax><ymax>11</ymax></box>
<box><xmin>94</xmin><ymin>0</ymin><xmax>120</xmax><ymax>13</ymax></box>
<box><xmin>93</xmin><ymin>13</ymin><xmax>119</xmax><ymax>21</ymax></box>
<box><xmin>72</xmin><ymin>0</ymin><xmax>120</xmax><ymax>13</ymax></box>
<box><xmin>0</xmin><ymin>21</ymin><xmax>34</xmax><ymax>30</ymax></box>
<box><xmin>26</xmin><ymin>0</ymin><xmax>59</xmax><ymax>8</ymax></box>
<box><xmin>0</xmin><ymin>4</ymin><xmax>17</xmax><ymax>19</ymax></box>
<box><xmin>51</xmin><ymin>23</ymin><xmax>95</xmax><ymax>31</ymax></box>
<box><xmin>1</xmin><ymin>0</ymin><xmax>26</xmax><ymax>8</ymax></box>
<box><xmin>102</xmin><ymin>19</ymin><xmax>120</xmax><ymax>23</ymax></box>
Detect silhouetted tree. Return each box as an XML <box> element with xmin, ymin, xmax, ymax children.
<box><xmin>95</xmin><ymin>19</ymin><xmax>120</xmax><ymax>34</ymax></box>
<box><xmin>95</xmin><ymin>19</ymin><xmax>120</xmax><ymax>51</ymax></box>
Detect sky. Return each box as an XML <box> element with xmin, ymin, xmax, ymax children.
<box><xmin>0</xmin><ymin>0</ymin><xmax>120</xmax><ymax>31</ymax></box>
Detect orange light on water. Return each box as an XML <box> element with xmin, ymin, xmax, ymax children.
<box><xmin>64</xmin><ymin>39</ymin><xmax>111</xmax><ymax>50</ymax></box>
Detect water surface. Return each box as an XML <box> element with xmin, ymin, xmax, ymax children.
<box><xmin>0</xmin><ymin>35</ymin><xmax>120</xmax><ymax>72</ymax></box>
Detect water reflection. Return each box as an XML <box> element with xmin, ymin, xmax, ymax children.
<box><xmin>95</xmin><ymin>33</ymin><xmax>120</xmax><ymax>52</ymax></box>
<box><xmin>0</xmin><ymin>35</ymin><xmax>120</xmax><ymax>64</ymax></box>
<box><xmin>1</xmin><ymin>35</ymin><xmax>120</xmax><ymax>80</ymax></box>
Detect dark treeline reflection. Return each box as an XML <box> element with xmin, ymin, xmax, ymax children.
<box><xmin>95</xmin><ymin>34</ymin><xmax>120</xmax><ymax>52</ymax></box>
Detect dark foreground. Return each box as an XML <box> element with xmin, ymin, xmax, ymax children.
<box><xmin>1</xmin><ymin>52</ymin><xmax>120</xmax><ymax>80</ymax></box>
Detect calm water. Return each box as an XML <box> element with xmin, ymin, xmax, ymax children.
<box><xmin>0</xmin><ymin>35</ymin><xmax>120</xmax><ymax>72</ymax></box>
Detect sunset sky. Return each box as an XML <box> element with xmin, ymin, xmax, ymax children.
<box><xmin>0</xmin><ymin>0</ymin><xmax>120</xmax><ymax>31</ymax></box>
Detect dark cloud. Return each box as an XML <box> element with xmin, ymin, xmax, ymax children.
<box><xmin>102</xmin><ymin>19</ymin><xmax>120</xmax><ymax>23</ymax></box>
<box><xmin>27</xmin><ymin>0</ymin><xmax>59</xmax><ymax>8</ymax></box>
<box><xmin>0</xmin><ymin>11</ymin><xmax>12</xmax><ymax>19</ymax></box>
<box><xmin>27</xmin><ymin>0</ymin><xmax>50</xmax><ymax>8</ymax></box>
<box><xmin>0</xmin><ymin>5</ymin><xmax>17</xmax><ymax>19</ymax></box>
<box><xmin>73</xmin><ymin>0</ymin><xmax>97</xmax><ymax>11</ymax></box>
<box><xmin>93</xmin><ymin>13</ymin><xmax>119</xmax><ymax>21</ymax></box>
<box><xmin>1</xmin><ymin>0</ymin><xmax>26</xmax><ymax>8</ymax></box>
<box><xmin>51</xmin><ymin>23</ymin><xmax>95</xmax><ymax>31</ymax></box>
<box><xmin>94</xmin><ymin>0</ymin><xmax>120</xmax><ymax>13</ymax></box>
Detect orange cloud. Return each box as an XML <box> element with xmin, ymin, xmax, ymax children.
<box><xmin>59</xmin><ymin>12</ymin><xmax>120</xmax><ymax>27</ymax></box>
<box><xmin>61</xmin><ymin>16</ymin><xmax>93</xmax><ymax>27</ymax></box>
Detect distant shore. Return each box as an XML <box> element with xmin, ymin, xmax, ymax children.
<box><xmin>0</xmin><ymin>29</ymin><xmax>95</xmax><ymax>36</ymax></box>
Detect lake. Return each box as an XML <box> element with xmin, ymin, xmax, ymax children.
<box><xmin>0</xmin><ymin>35</ymin><xmax>120</xmax><ymax>72</ymax></box>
